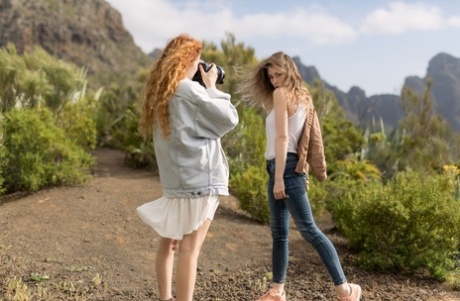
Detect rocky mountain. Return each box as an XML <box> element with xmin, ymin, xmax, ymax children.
<box><xmin>0</xmin><ymin>0</ymin><xmax>152</xmax><ymax>87</ymax></box>
<box><xmin>404</xmin><ymin>53</ymin><xmax>460</xmax><ymax>131</ymax></box>
<box><xmin>148</xmin><ymin>48</ymin><xmax>162</xmax><ymax>60</ymax></box>
<box><xmin>294</xmin><ymin>53</ymin><xmax>460</xmax><ymax>132</ymax></box>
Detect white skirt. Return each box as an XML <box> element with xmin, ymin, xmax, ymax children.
<box><xmin>136</xmin><ymin>194</ymin><xmax>220</xmax><ymax>240</ymax></box>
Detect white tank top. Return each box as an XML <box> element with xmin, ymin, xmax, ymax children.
<box><xmin>265</xmin><ymin>105</ymin><xmax>307</xmax><ymax>160</ymax></box>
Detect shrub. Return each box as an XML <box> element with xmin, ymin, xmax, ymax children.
<box><xmin>230</xmin><ymin>164</ymin><xmax>269</xmax><ymax>223</ymax></box>
<box><xmin>0</xmin><ymin>108</ymin><xmax>94</xmax><ymax>193</ymax></box>
<box><xmin>0</xmin><ymin>115</ymin><xmax>5</xmax><ymax>195</ymax></box>
<box><xmin>225</xmin><ymin>105</ymin><xmax>270</xmax><ymax>222</ymax></box>
<box><xmin>226</xmin><ymin>105</ymin><xmax>266</xmax><ymax>177</ymax></box>
<box><xmin>307</xmin><ymin>177</ymin><xmax>330</xmax><ymax>218</ymax></box>
<box><xmin>0</xmin><ymin>145</ymin><xmax>5</xmax><ymax>195</ymax></box>
<box><xmin>0</xmin><ymin>44</ymin><xmax>87</xmax><ymax>113</ymax></box>
<box><xmin>124</xmin><ymin>138</ymin><xmax>157</xmax><ymax>170</ymax></box>
<box><xmin>328</xmin><ymin>171</ymin><xmax>460</xmax><ymax>278</ymax></box>
<box><xmin>56</xmin><ymin>98</ymin><xmax>98</xmax><ymax>151</ymax></box>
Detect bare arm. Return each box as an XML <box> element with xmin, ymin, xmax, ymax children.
<box><xmin>273</xmin><ymin>88</ymin><xmax>288</xmax><ymax>200</ymax></box>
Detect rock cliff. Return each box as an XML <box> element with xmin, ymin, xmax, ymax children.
<box><xmin>0</xmin><ymin>0</ymin><xmax>152</xmax><ymax>85</ymax></box>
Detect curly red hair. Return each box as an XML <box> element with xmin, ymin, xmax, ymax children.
<box><xmin>139</xmin><ymin>34</ymin><xmax>202</xmax><ymax>138</ymax></box>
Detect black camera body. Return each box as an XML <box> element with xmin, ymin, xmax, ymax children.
<box><xmin>192</xmin><ymin>61</ymin><xmax>225</xmax><ymax>87</ymax></box>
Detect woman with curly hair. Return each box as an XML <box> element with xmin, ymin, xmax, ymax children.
<box><xmin>137</xmin><ymin>34</ymin><xmax>239</xmax><ymax>301</ymax></box>
<box><xmin>237</xmin><ymin>51</ymin><xmax>361</xmax><ymax>301</ymax></box>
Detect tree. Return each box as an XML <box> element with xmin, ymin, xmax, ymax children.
<box><xmin>201</xmin><ymin>32</ymin><xmax>258</xmax><ymax>97</ymax></box>
<box><xmin>310</xmin><ymin>80</ymin><xmax>364</xmax><ymax>169</ymax></box>
<box><xmin>397</xmin><ymin>79</ymin><xmax>457</xmax><ymax>173</ymax></box>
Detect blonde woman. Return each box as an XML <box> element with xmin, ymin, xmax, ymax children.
<box><xmin>137</xmin><ymin>34</ymin><xmax>238</xmax><ymax>301</ymax></box>
<box><xmin>237</xmin><ymin>51</ymin><xmax>361</xmax><ymax>301</ymax></box>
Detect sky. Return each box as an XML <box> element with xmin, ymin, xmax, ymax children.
<box><xmin>104</xmin><ymin>0</ymin><xmax>460</xmax><ymax>96</ymax></box>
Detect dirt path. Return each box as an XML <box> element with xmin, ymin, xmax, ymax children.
<box><xmin>0</xmin><ymin>148</ymin><xmax>459</xmax><ymax>300</ymax></box>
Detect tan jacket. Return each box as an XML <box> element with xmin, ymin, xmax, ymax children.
<box><xmin>295</xmin><ymin>103</ymin><xmax>327</xmax><ymax>182</ymax></box>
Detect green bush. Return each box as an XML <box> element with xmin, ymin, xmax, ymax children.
<box><xmin>56</xmin><ymin>98</ymin><xmax>98</xmax><ymax>151</ymax></box>
<box><xmin>230</xmin><ymin>164</ymin><xmax>269</xmax><ymax>223</ymax></box>
<box><xmin>307</xmin><ymin>177</ymin><xmax>330</xmax><ymax>218</ymax></box>
<box><xmin>0</xmin><ymin>115</ymin><xmax>5</xmax><ymax>194</ymax></box>
<box><xmin>225</xmin><ymin>104</ymin><xmax>270</xmax><ymax>222</ymax></box>
<box><xmin>109</xmin><ymin>103</ymin><xmax>157</xmax><ymax>169</ymax></box>
<box><xmin>0</xmin><ymin>108</ymin><xmax>94</xmax><ymax>193</ymax></box>
<box><xmin>225</xmin><ymin>106</ymin><xmax>266</xmax><ymax>174</ymax></box>
<box><xmin>0</xmin><ymin>44</ymin><xmax>87</xmax><ymax>113</ymax></box>
<box><xmin>0</xmin><ymin>145</ymin><xmax>5</xmax><ymax>195</ymax></box>
<box><xmin>328</xmin><ymin>171</ymin><xmax>460</xmax><ymax>278</ymax></box>
<box><xmin>124</xmin><ymin>138</ymin><xmax>157</xmax><ymax>170</ymax></box>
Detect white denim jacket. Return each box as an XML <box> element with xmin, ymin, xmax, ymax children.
<box><xmin>153</xmin><ymin>78</ymin><xmax>239</xmax><ymax>198</ymax></box>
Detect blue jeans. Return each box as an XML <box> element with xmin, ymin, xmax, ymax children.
<box><xmin>266</xmin><ymin>153</ymin><xmax>347</xmax><ymax>285</ymax></box>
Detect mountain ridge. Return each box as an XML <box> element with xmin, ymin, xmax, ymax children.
<box><xmin>292</xmin><ymin>53</ymin><xmax>460</xmax><ymax>131</ymax></box>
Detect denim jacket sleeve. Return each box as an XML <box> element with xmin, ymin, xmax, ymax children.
<box><xmin>175</xmin><ymin>79</ymin><xmax>239</xmax><ymax>139</ymax></box>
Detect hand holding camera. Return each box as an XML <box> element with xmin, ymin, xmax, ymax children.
<box><xmin>192</xmin><ymin>60</ymin><xmax>225</xmax><ymax>88</ymax></box>
<box><xmin>200</xmin><ymin>63</ymin><xmax>218</xmax><ymax>88</ymax></box>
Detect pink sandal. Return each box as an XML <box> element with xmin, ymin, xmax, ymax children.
<box><xmin>337</xmin><ymin>284</ymin><xmax>362</xmax><ymax>301</ymax></box>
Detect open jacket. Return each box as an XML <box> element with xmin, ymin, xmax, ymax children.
<box><xmin>295</xmin><ymin>103</ymin><xmax>327</xmax><ymax>182</ymax></box>
<box><xmin>154</xmin><ymin>78</ymin><xmax>239</xmax><ymax>198</ymax></box>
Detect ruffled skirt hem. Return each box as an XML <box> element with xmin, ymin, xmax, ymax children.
<box><xmin>136</xmin><ymin>194</ymin><xmax>219</xmax><ymax>240</ymax></box>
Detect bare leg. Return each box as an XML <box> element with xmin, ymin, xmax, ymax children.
<box><xmin>156</xmin><ymin>237</ymin><xmax>180</xmax><ymax>300</ymax></box>
<box><xmin>175</xmin><ymin>220</ymin><xmax>212</xmax><ymax>301</ymax></box>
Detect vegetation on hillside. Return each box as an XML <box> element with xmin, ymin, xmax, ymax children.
<box><xmin>0</xmin><ymin>44</ymin><xmax>97</xmax><ymax>193</ymax></box>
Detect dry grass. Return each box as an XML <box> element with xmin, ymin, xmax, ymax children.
<box><xmin>0</xmin><ymin>236</ymin><xmax>107</xmax><ymax>301</ymax></box>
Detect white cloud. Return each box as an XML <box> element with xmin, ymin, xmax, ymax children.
<box><xmin>447</xmin><ymin>16</ymin><xmax>460</xmax><ymax>27</ymax></box>
<box><xmin>106</xmin><ymin>0</ymin><xmax>356</xmax><ymax>53</ymax></box>
<box><xmin>360</xmin><ymin>2</ymin><xmax>446</xmax><ymax>35</ymax></box>
<box><xmin>236</xmin><ymin>11</ymin><xmax>356</xmax><ymax>45</ymax></box>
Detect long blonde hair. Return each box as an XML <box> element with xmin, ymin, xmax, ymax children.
<box><xmin>139</xmin><ymin>34</ymin><xmax>202</xmax><ymax>139</ymax></box>
<box><xmin>236</xmin><ymin>51</ymin><xmax>311</xmax><ymax>111</ymax></box>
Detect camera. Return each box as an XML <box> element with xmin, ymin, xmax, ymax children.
<box><xmin>192</xmin><ymin>60</ymin><xmax>225</xmax><ymax>87</ymax></box>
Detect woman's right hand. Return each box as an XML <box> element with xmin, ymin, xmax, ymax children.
<box><xmin>200</xmin><ymin>63</ymin><xmax>218</xmax><ymax>89</ymax></box>
<box><xmin>273</xmin><ymin>179</ymin><xmax>287</xmax><ymax>200</ymax></box>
